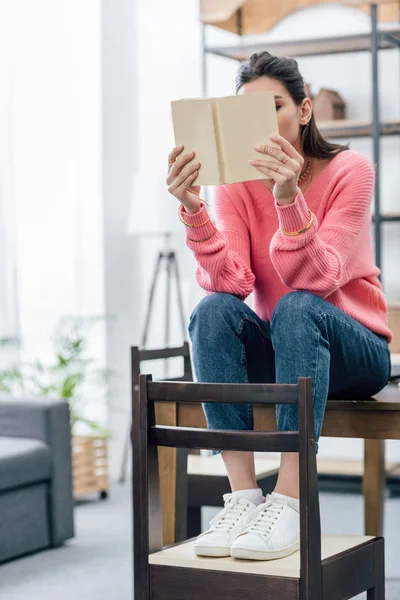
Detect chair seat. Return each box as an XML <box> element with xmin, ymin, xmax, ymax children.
<box><xmin>149</xmin><ymin>533</ymin><xmax>374</xmax><ymax>579</ymax></box>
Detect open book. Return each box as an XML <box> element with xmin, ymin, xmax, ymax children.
<box><xmin>171</xmin><ymin>91</ymin><xmax>279</xmax><ymax>186</ymax></box>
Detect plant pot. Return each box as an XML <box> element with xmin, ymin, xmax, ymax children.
<box><xmin>72</xmin><ymin>434</ymin><xmax>109</xmax><ymax>499</ymax></box>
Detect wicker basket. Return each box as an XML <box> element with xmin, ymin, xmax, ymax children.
<box><xmin>72</xmin><ymin>435</ymin><xmax>109</xmax><ymax>499</ymax></box>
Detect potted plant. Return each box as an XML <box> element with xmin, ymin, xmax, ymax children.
<box><xmin>0</xmin><ymin>316</ymin><xmax>112</xmax><ymax>499</ymax></box>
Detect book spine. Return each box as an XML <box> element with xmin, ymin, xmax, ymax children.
<box><xmin>211</xmin><ymin>99</ymin><xmax>226</xmax><ymax>184</ymax></box>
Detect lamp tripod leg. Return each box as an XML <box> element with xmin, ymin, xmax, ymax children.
<box><xmin>141</xmin><ymin>252</ymin><xmax>163</xmax><ymax>348</ymax></box>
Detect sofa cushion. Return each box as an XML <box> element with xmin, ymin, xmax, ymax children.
<box><xmin>0</xmin><ymin>437</ymin><xmax>51</xmax><ymax>492</ymax></box>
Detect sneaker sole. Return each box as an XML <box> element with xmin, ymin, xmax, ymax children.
<box><xmin>194</xmin><ymin>546</ymin><xmax>231</xmax><ymax>558</ymax></box>
<box><xmin>230</xmin><ymin>539</ymin><xmax>300</xmax><ymax>561</ymax></box>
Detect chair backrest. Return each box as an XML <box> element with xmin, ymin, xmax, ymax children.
<box><xmin>132</xmin><ymin>374</ymin><xmax>322</xmax><ymax>599</ymax></box>
<box><xmin>132</xmin><ymin>342</ymin><xmax>193</xmax><ymax>393</ymax></box>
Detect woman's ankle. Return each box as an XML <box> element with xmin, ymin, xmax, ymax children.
<box><xmin>222</xmin><ymin>450</ymin><xmax>258</xmax><ymax>491</ymax></box>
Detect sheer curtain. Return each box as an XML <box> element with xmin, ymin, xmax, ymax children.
<box><xmin>0</xmin><ymin>15</ymin><xmax>20</xmax><ymax>365</ymax></box>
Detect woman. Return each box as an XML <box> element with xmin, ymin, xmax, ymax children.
<box><xmin>166</xmin><ymin>52</ymin><xmax>391</xmax><ymax>561</ymax></box>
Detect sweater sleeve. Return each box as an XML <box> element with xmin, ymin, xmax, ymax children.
<box><xmin>180</xmin><ymin>186</ymin><xmax>255</xmax><ymax>299</ymax></box>
<box><xmin>269</xmin><ymin>154</ymin><xmax>375</xmax><ymax>298</ymax></box>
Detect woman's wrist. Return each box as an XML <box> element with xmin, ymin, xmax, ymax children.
<box><xmin>181</xmin><ymin>201</ymin><xmax>203</xmax><ymax>215</ymax></box>
<box><xmin>275</xmin><ymin>188</ymin><xmax>298</xmax><ymax>206</ymax></box>
<box><xmin>184</xmin><ymin>206</ymin><xmax>201</xmax><ymax>215</ymax></box>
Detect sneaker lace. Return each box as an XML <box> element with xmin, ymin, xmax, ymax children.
<box><xmin>209</xmin><ymin>495</ymin><xmax>251</xmax><ymax>534</ymax></box>
<box><xmin>247</xmin><ymin>496</ymin><xmax>285</xmax><ymax>537</ymax></box>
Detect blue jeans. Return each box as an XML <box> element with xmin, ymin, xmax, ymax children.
<box><xmin>188</xmin><ymin>292</ymin><xmax>391</xmax><ymax>454</ymax></box>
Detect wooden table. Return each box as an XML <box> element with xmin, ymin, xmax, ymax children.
<box><xmin>156</xmin><ymin>381</ymin><xmax>400</xmax><ymax>546</ymax></box>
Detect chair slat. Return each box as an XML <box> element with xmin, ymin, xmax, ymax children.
<box><xmin>149</xmin><ymin>425</ymin><xmax>299</xmax><ymax>453</ymax></box>
<box><xmin>146</xmin><ymin>380</ymin><xmax>298</xmax><ymax>404</ymax></box>
<box><xmin>133</xmin><ymin>375</ymin><xmax>191</xmax><ymax>393</ymax></box>
<box><xmin>139</xmin><ymin>345</ymin><xmax>189</xmax><ymax>361</ymax></box>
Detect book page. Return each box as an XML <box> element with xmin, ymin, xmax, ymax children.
<box><xmin>216</xmin><ymin>92</ymin><xmax>280</xmax><ymax>184</ymax></box>
<box><xmin>171</xmin><ymin>98</ymin><xmax>221</xmax><ymax>186</ymax></box>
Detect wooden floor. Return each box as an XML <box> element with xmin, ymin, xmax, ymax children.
<box><xmin>149</xmin><ymin>533</ymin><xmax>374</xmax><ymax>578</ymax></box>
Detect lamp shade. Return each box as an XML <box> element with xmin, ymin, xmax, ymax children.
<box><xmin>127</xmin><ymin>171</ymin><xmax>181</xmax><ymax>237</ymax></box>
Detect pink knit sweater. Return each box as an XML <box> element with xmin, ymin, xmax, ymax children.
<box><xmin>181</xmin><ymin>150</ymin><xmax>391</xmax><ymax>341</ymax></box>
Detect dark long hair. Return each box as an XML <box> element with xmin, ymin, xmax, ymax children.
<box><xmin>236</xmin><ymin>52</ymin><xmax>348</xmax><ymax>159</ymax></box>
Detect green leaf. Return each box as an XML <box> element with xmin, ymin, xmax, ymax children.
<box><xmin>59</xmin><ymin>373</ymin><xmax>84</xmax><ymax>399</ymax></box>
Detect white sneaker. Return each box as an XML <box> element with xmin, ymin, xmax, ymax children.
<box><xmin>230</xmin><ymin>491</ymin><xmax>300</xmax><ymax>561</ymax></box>
<box><xmin>194</xmin><ymin>492</ymin><xmax>259</xmax><ymax>557</ymax></box>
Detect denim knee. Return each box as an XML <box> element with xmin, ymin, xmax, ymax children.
<box><xmin>272</xmin><ymin>291</ymin><xmax>322</xmax><ymax>319</ymax></box>
<box><xmin>188</xmin><ymin>293</ymin><xmax>244</xmax><ymax>339</ymax></box>
<box><xmin>271</xmin><ymin>291</ymin><xmax>323</xmax><ymax>335</ymax></box>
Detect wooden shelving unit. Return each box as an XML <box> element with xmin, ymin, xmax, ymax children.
<box><xmin>201</xmin><ymin>4</ymin><xmax>400</xmax><ymax>274</ymax></box>
<box><xmin>205</xmin><ymin>26</ymin><xmax>400</xmax><ymax>61</ymax></box>
<box><xmin>317</xmin><ymin>118</ymin><xmax>400</xmax><ymax>138</ymax></box>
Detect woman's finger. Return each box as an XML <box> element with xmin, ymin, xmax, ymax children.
<box><xmin>167</xmin><ymin>145</ymin><xmax>184</xmax><ymax>171</ymax></box>
<box><xmin>168</xmin><ymin>169</ymin><xmax>199</xmax><ymax>199</ymax></box>
<box><xmin>250</xmin><ymin>163</ymin><xmax>292</xmax><ymax>185</ymax></box>
<box><xmin>269</xmin><ymin>134</ymin><xmax>303</xmax><ymax>162</ymax></box>
<box><xmin>250</xmin><ymin>159</ymin><xmax>294</xmax><ymax>177</ymax></box>
<box><xmin>255</xmin><ymin>145</ymin><xmax>301</xmax><ymax>171</ymax></box>
<box><xmin>167</xmin><ymin>151</ymin><xmax>195</xmax><ymax>184</ymax></box>
<box><xmin>168</xmin><ymin>162</ymin><xmax>200</xmax><ymax>194</ymax></box>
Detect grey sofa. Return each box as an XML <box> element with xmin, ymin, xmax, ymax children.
<box><xmin>0</xmin><ymin>396</ymin><xmax>74</xmax><ymax>563</ymax></box>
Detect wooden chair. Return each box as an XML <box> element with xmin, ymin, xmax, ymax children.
<box><xmin>129</xmin><ymin>343</ymin><xmax>279</xmax><ymax>540</ymax></box>
<box><xmin>128</xmin><ymin>343</ymin><xmax>192</xmax><ymax>542</ymax></box>
<box><xmin>133</xmin><ymin>376</ymin><xmax>384</xmax><ymax>600</ymax></box>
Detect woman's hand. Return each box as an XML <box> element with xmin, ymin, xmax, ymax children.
<box><xmin>249</xmin><ymin>134</ymin><xmax>304</xmax><ymax>206</ymax></box>
<box><xmin>166</xmin><ymin>145</ymin><xmax>201</xmax><ymax>214</ymax></box>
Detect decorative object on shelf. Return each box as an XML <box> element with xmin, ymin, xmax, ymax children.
<box><xmin>0</xmin><ymin>316</ymin><xmax>111</xmax><ymax>500</ymax></box>
<box><xmin>200</xmin><ymin>0</ymin><xmax>400</xmax><ymax>35</ymax></box>
<box><xmin>313</xmin><ymin>88</ymin><xmax>347</xmax><ymax>121</ymax></box>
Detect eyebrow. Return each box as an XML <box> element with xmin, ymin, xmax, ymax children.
<box><xmin>274</xmin><ymin>95</ymin><xmax>284</xmax><ymax>99</ymax></box>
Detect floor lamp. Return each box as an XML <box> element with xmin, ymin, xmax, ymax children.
<box><xmin>139</xmin><ymin>230</ymin><xmax>187</xmax><ymax>363</ymax></box>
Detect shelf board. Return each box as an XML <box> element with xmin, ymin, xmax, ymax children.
<box><xmin>318</xmin><ymin>119</ymin><xmax>400</xmax><ymax>138</ymax></box>
<box><xmin>374</xmin><ymin>214</ymin><xmax>400</xmax><ymax>223</ymax></box>
<box><xmin>205</xmin><ymin>27</ymin><xmax>400</xmax><ymax>60</ymax></box>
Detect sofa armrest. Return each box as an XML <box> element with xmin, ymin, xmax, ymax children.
<box><xmin>0</xmin><ymin>395</ymin><xmax>74</xmax><ymax>545</ymax></box>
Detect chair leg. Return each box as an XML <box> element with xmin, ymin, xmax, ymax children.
<box><xmin>175</xmin><ymin>448</ymin><xmax>189</xmax><ymax>542</ymax></box>
<box><xmin>367</xmin><ymin>538</ymin><xmax>385</xmax><ymax>599</ymax></box>
<box><xmin>187</xmin><ymin>506</ymin><xmax>202</xmax><ymax>538</ymax></box>
<box><xmin>155</xmin><ymin>402</ymin><xmax>178</xmax><ymax>546</ymax></box>
<box><xmin>367</xmin><ymin>583</ymin><xmax>385</xmax><ymax>599</ymax></box>
<box><xmin>363</xmin><ymin>439</ymin><xmax>385</xmax><ymax>536</ymax></box>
